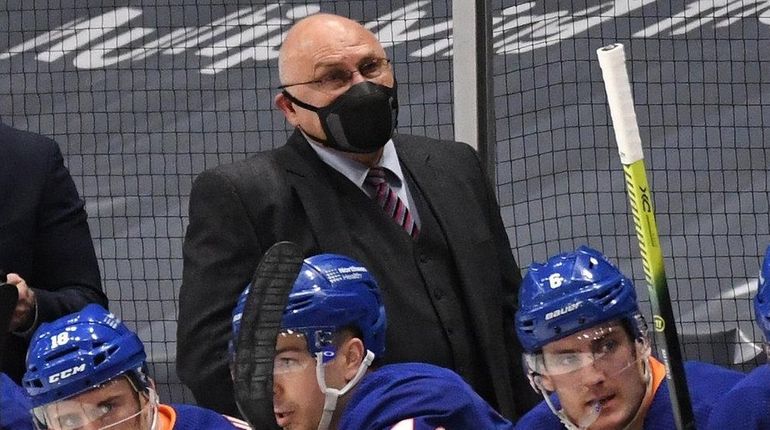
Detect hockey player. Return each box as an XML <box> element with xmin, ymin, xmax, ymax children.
<box><xmin>231</xmin><ymin>252</ymin><xmax>513</xmax><ymax>430</ymax></box>
<box><xmin>706</xmin><ymin>245</ymin><xmax>770</xmax><ymax>430</ymax></box>
<box><xmin>21</xmin><ymin>304</ymin><xmax>250</xmax><ymax>430</ymax></box>
<box><xmin>514</xmin><ymin>245</ymin><xmax>743</xmax><ymax>430</ymax></box>
<box><xmin>1</xmin><ymin>372</ymin><xmax>32</xmax><ymax>430</ymax></box>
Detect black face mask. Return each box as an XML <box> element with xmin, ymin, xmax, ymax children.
<box><xmin>283</xmin><ymin>81</ymin><xmax>399</xmax><ymax>154</ymax></box>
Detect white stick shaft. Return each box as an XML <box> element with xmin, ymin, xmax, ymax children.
<box><xmin>597</xmin><ymin>43</ymin><xmax>644</xmax><ymax>164</ymax></box>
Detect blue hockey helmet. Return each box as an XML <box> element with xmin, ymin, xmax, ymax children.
<box><xmin>516</xmin><ymin>245</ymin><xmax>642</xmax><ymax>352</ymax></box>
<box><xmin>754</xmin><ymin>245</ymin><xmax>770</xmax><ymax>342</ymax></box>
<box><xmin>228</xmin><ymin>283</ymin><xmax>251</xmax><ymax>362</ymax></box>
<box><xmin>22</xmin><ymin>304</ymin><xmax>147</xmax><ymax>408</ymax></box>
<box><xmin>282</xmin><ymin>253</ymin><xmax>387</xmax><ymax>359</ymax></box>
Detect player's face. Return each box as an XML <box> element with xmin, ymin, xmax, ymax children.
<box><xmin>34</xmin><ymin>376</ymin><xmax>150</xmax><ymax>430</ymax></box>
<box><xmin>272</xmin><ymin>333</ymin><xmax>326</xmax><ymax>430</ymax></box>
<box><xmin>538</xmin><ymin>322</ymin><xmax>648</xmax><ymax>430</ymax></box>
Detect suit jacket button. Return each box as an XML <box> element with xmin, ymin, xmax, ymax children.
<box><xmin>419</xmin><ymin>254</ymin><xmax>429</xmax><ymax>263</ymax></box>
<box><xmin>433</xmin><ymin>289</ymin><xmax>443</xmax><ymax>300</ymax></box>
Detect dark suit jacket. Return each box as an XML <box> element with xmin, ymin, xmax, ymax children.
<box><xmin>0</xmin><ymin>123</ymin><xmax>106</xmax><ymax>382</ymax></box>
<box><xmin>178</xmin><ymin>131</ymin><xmax>539</xmax><ymax>420</ymax></box>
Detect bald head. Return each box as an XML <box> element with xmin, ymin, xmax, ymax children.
<box><xmin>273</xmin><ymin>13</ymin><xmax>394</xmax><ymax>163</ymax></box>
<box><xmin>278</xmin><ymin>14</ymin><xmax>385</xmax><ymax>85</ymax></box>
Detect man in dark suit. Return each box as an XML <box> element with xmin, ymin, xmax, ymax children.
<box><xmin>178</xmin><ymin>13</ymin><xmax>538</xmax><ymax>421</ymax></box>
<box><xmin>0</xmin><ymin>122</ymin><xmax>106</xmax><ymax>383</ymax></box>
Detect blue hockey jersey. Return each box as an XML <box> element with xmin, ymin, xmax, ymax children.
<box><xmin>706</xmin><ymin>364</ymin><xmax>768</xmax><ymax>430</ymax></box>
<box><xmin>514</xmin><ymin>358</ymin><xmax>743</xmax><ymax>430</ymax></box>
<box><xmin>338</xmin><ymin>363</ymin><xmax>513</xmax><ymax>430</ymax></box>
<box><xmin>157</xmin><ymin>403</ymin><xmax>251</xmax><ymax>430</ymax></box>
<box><xmin>0</xmin><ymin>372</ymin><xmax>32</xmax><ymax>430</ymax></box>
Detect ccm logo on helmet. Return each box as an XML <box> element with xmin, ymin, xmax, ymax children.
<box><xmin>545</xmin><ymin>303</ymin><xmax>581</xmax><ymax>321</ymax></box>
<box><xmin>48</xmin><ymin>364</ymin><xmax>86</xmax><ymax>383</ymax></box>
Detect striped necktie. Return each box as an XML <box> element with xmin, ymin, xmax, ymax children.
<box><xmin>365</xmin><ymin>167</ymin><xmax>420</xmax><ymax>239</ymax></box>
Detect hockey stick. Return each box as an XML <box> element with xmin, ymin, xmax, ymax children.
<box><xmin>233</xmin><ymin>241</ymin><xmax>304</xmax><ymax>430</ymax></box>
<box><xmin>597</xmin><ymin>43</ymin><xmax>695</xmax><ymax>430</ymax></box>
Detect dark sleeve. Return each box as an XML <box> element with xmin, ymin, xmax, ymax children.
<box><xmin>177</xmin><ymin>168</ymin><xmax>263</xmax><ymax>416</ymax></box>
<box><xmin>30</xmin><ymin>140</ymin><xmax>106</xmax><ymax>330</ymax></box>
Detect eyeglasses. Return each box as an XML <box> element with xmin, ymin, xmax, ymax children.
<box><xmin>278</xmin><ymin>57</ymin><xmax>392</xmax><ymax>95</ymax></box>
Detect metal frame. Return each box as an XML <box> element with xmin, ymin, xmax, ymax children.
<box><xmin>452</xmin><ymin>0</ymin><xmax>496</xmax><ymax>180</ymax></box>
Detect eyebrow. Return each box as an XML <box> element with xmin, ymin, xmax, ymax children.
<box><xmin>589</xmin><ymin>332</ymin><xmax>614</xmax><ymax>347</ymax></box>
<box><xmin>275</xmin><ymin>345</ymin><xmax>305</xmax><ymax>355</ymax></box>
<box><xmin>549</xmin><ymin>347</ymin><xmax>581</xmax><ymax>355</ymax></box>
<box><xmin>313</xmin><ymin>54</ymin><xmax>381</xmax><ymax>71</ymax></box>
<box><xmin>548</xmin><ymin>330</ymin><xmax>622</xmax><ymax>355</ymax></box>
<box><xmin>97</xmin><ymin>394</ymin><xmax>122</xmax><ymax>406</ymax></box>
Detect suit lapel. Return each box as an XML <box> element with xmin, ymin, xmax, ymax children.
<box><xmin>274</xmin><ymin>131</ymin><xmax>355</xmax><ymax>253</ymax></box>
<box><xmin>395</xmin><ymin>136</ymin><xmax>478</xmax><ymax>250</ymax></box>
<box><xmin>396</xmin><ymin>136</ymin><xmax>496</xmax><ymax>339</ymax></box>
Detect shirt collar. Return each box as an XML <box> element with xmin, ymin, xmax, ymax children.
<box><xmin>377</xmin><ymin>139</ymin><xmax>404</xmax><ymax>187</ymax></box>
<box><xmin>304</xmin><ymin>132</ymin><xmax>403</xmax><ymax>188</ymax></box>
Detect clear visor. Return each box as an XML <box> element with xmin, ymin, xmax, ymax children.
<box><xmin>31</xmin><ymin>377</ymin><xmax>155</xmax><ymax>430</ymax></box>
<box><xmin>526</xmin><ymin>322</ymin><xmax>648</xmax><ymax>376</ymax></box>
<box><xmin>273</xmin><ymin>330</ymin><xmax>326</xmax><ymax>376</ymax></box>
<box><xmin>525</xmin><ymin>321</ymin><xmax>651</xmax><ymax>429</ymax></box>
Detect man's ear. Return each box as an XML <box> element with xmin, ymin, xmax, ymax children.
<box><xmin>275</xmin><ymin>92</ymin><xmax>299</xmax><ymax>126</ymax></box>
<box><xmin>339</xmin><ymin>337</ymin><xmax>365</xmax><ymax>382</ymax></box>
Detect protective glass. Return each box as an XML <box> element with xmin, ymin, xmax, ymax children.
<box><xmin>31</xmin><ymin>377</ymin><xmax>154</xmax><ymax>430</ymax></box>
<box><xmin>273</xmin><ymin>330</ymin><xmax>325</xmax><ymax>376</ymax></box>
<box><xmin>526</xmin><ymin>322</ymin><xmax>646</xmax><ymax>377</ymax></box>
<box><xmin>278</xmin><ymin>57</ymin><xmax>392</xmax><ymax>95</ymax></box>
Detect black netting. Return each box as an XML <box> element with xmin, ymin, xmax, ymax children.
<box><xmin>2</xmin><ymin>0</ymin><xmax>768</xmax><ymax>405</ymax></box>
<box><xmin>493</xmin><ymin>0</ymin><xmax>769</xmax><ymax>371</ymax></box>
<box><xmin>0</xmin><ymin>1</ymin><xmax>454</xmax><ymax>403</ymax></box>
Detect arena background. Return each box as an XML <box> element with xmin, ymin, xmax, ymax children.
<box><xmin>1</xmin><ymin>0</ymin><xmax>768</xmax><ymax>402</ymax></box>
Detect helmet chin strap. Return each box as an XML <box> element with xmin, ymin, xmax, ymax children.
<box><xmin>314</xmin><ymin>350</ymin><xmax>375</xmax><ymax>430</ymax></box>
<box><xmin>534</xmin><ymin>378</ymin><xmax>601</xmax><ymax>430</ymax></box>
<box><xmin>145</xmin><ymin>388</ymin><xmax>160</xmax><ymax>430</ymax></box>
